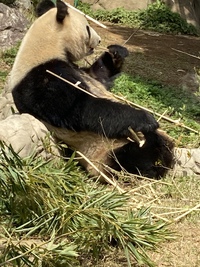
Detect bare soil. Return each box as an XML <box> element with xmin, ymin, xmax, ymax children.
<box><xmin>94</xmin><ymin>23</ymin><xmax>200</xmax><ymax>93</ymax></box>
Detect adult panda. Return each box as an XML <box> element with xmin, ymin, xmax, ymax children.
<box><xmin>11</xmin><ymin>0</ymin><xmax>174</xmax><ymax>180</ymax></box>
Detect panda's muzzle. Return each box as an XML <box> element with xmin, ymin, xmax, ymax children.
<box><xmin>88</xmin><ymin>47</ymin><xmax>94</xmax><ymax>55</ymax></box>
<box><xmin>87</xmin><ymin>25</ymin><xmax>101</xmax><ymax>51</ymax></box>
<box><xmin>88</xmin><ymin>38</ymin><xmax>101</xmax><ymax>55</ymax></box>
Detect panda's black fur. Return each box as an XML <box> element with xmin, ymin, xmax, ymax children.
<box><xmin>83</xmin><ymin>44</ymin><xmax>129</xmax><ymax>90</ymax></box>
<box><xmin>11</xmin><ymin>0</ymin><xmax>174</xmax><ymax>179</ymax></box>
<box><xmin>35</xmin><ymin>0</ymin><xmax>55</xmax><ymax>17</ymax></box>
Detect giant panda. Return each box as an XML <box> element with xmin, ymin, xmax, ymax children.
<box><xmin>10</xmin><ymin>0</ymin><xmax>174</xmax><ymax>180</ymax></box>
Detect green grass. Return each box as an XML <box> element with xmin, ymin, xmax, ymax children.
<box><xmin>1</xmin><ymin>44</ymin><xmax>20</xmax><ymax>67</ymax></box>
<box><xmin>0</xmin><ymin>143</ymin><xmax>173</xmax><ymax>267</ymax></box>
<box><xmin>78</xmin><ymin>1</ymin><xmax>198</xmax><ymax>36</ymax></box>
<box><xmin>112</xmin><ymin>74</ymin><xmax>200</xmax><ymax>147</ymax></box>
<box><xmin>0</xmin><ymin>70</ymin><xmax>9</xmax><ymax>83</ymax></box>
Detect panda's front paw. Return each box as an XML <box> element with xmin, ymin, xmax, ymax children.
<box><xmin>133</xmin><ymin>110</ymin><xmax>159</xmax><ymax>133</ymax></box>
<box><xmin>107</xmin><ymin>45</ymin><xmax>129</xmax><ymax>60</ymax></box>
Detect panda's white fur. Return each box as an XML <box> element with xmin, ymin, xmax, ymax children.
<box><xmin>10</xmin><ymin>4</ymin><xmax>101</xmax><ymax>89</ymax></box>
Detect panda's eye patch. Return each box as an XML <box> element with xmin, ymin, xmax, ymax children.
<box><xmin>86</xmin><ymin>25</ymin><xmax>91</xmax><ymax>39</ymax></box>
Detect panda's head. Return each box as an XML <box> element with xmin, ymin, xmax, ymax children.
<box><xmin>35</xmin><ymin>0</ymin><xmax>101</xmax><ymax>61</ymax></box>
<box><xmin>11</xmin><ymin>0</ymin><xmax>101</xmax><ymax>88</ymax></box>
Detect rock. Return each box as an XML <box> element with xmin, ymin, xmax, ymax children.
<box><xmin>16</xmin><ymin>0</ymin><xmax>32</xmax><ymax>9</ymax></box>
<box><xmin>0</xmin><ymin>113</ymin><xmax>59</xmax><ymax>159</ymax></box>
<box><xmin>174</xmin><ymin>148</ymin><xmax>200</xmax><ymax>176</ymax></box>
<box><xmin>0</xmin><ymin>3</ymin><xmax>29</xmax><ymax>50</ymax></box>
<box><xmin>0</xmin><ymin>75</ymin><xmax>17</xmax><ymax>121</ymax></box>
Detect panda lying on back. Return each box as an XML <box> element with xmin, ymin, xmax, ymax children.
<box><xmin>11</xmin><ymin>0</ymin><xmax>174</xmax><ymax>179</ymax></box>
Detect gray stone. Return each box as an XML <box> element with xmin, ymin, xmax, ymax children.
<box><xmin>16</xmin><ymin>0</ymin><xmax>32</xmax><ymax>9</ymax></box>
<box><xmin>0</xmin><ymin>113</ymin><xmax>59</xmax><ymax>159</ymax></box>
<box><xmin>173</xmin><ymin>148</ymin><xmax>200</xmax><ymax>176</ymax></box>
<box><xmin>0</xmin><ymin>3</ymin><xmax>29</xmax><ymax>49</ymax></box>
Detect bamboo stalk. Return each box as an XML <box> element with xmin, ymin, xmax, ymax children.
<box><xmin>157</xmin><ymin>109</ymin><xmax>168</xmax><ymax>122</ymax></box>
<box><xmin>64</xmin><ymin>1</ymin><xmax>107</xmax><ymax>28</ymax></box>
<box><xmin>128</xmin><ymin>126</ymin><xmax>145</xmax><ymax>147</ymax></box>
<box><xmin>174</xmin><ymin>202</ymin><xmax>200</xmax><ymax>222</ymax></box>
<box><xmin>46</xmin><ymin>70</ymin><xmax>97</xmax><ymax>98</ymax></box>
<box><xmin>113</xmin><ymin>94</ymin><xmax>199</xmax><ymax>133</ymax></box>
<box><xmin>122</xmin><ymin>27</ymin><xmax>141</xmax><ymax>45</ymax></box>
<box><xmin>76</xmin><ymin>150</ymin><xmax>125</xmax><ymax>194</ymax></box>
<box><xmin>129</xmin><ymin>180</ymin><xmax>171</xmax><ymax>194</ymax></box>
<box><xmin>172</xmin><ymin>48</ymin><xmax>200</xmax><ymax>60</ymax></box>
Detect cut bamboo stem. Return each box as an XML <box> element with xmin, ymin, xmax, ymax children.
<box><xmin>172</xmin><ymin>48</ymin><xmax>200</xmax><ymax>60</ymax></box>
<box><xmin>113</xmin><ymin>94</ymin><xmax>198</xmax><ymax>133</ymax></box>
<box><xmin>174</xmin><ymin>202</ymin><xmax>200</xmax><ymax>222</ymax></box>
<box><xmin>128</xmin><ymin>126</ymin><xmax>145</xmax><ymax>147</ymax></box>
<box><xmin>64</xmin><ymin>1</ymin><xmax>107</xmax><ymax>28</ymax></box>
<box><xmin>76</xmin><ymin>150</ymin><xmax>126</xmax><ymax>194</ymax></box>
<box><xmin>47</xmin><ymin>70</ymin><xmax>198</xmax><ymax>134</ymax></box>
<box><xmin>46</xmin><ymin>70</ymin><xmax>97</xmax><ymax>98</ymax></box>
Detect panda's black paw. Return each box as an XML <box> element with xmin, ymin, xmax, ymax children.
<box><xmin>107</xmin><ymin>45</ymin><xmax>129</xmax><ymax>60</ymax></box>
<box><xmin>132</xmin><ymin>110</ymin><xmax>159</xmax><ymax>134</ymax></box>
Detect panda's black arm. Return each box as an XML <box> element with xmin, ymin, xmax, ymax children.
<box><xmin>77</xmin><ymin>95</ymin><xmax>159</xmax><ymax>138</ymax></box>
<box><xmin>12</xmin><ymin>60</ymin><xmax>158</xmax><ymax>139</ymax></box>
<box><xmin>13</xmin><ymin>86</ymin><xmax>158</xmax><ymax>139</ymax></box>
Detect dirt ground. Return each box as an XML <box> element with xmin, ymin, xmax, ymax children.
<box><xmin>94</xmin><ymin>23</ymin><xmax>200</xmax><ymax>94</ymax></box>
<box><xmin>91</xmin><ymin>23</ymin><xmax>200</xmax><ymax>267</ymax></box>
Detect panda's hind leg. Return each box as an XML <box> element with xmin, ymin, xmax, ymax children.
<box><xmin>111</xmin><ymin>130</ymin><xmax>174</xmax><ymax>179</ymax></box>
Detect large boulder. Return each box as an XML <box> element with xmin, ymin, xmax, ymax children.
<box><xmin>0</xmin><ymin>3</ymin><xmax>29</xmax><ymax>49</ymax></box>
<box><xmin>174</xmin><ymin>148</ymin><xmax>200</xmax><ymax>176</ymax></box>
<box><xmin>0</xmin><ymin>76</ymin><xmax>16</xmax><ymax>121</ymax></box>
<box><xmin>0</xmin><ymin>79</ymin><xmax>59</xmax><ymax>159</ymax></box>
<box><xmin>0</xmin><ymin>113</ymin><xmax>59</xmax><ymax>159</ymax></box>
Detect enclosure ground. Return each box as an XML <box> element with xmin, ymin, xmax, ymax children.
<box><xmin>0</xmin><ymin>23</ymin><xmax>200</xmax><ymax>267</ymax></box>
<box><xmin>94</xmin><ymin>23</ymin><xmax>200</xmax><ymax>93</ymax></box>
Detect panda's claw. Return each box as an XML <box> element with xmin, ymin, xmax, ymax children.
<box><xmin>131</xmin><ymin>110</ymin><xmax>159</xmax><ymax>134</ymax></box>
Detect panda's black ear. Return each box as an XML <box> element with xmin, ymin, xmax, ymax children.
<box><xmin>56</xmin><ymin>0</ymin><xmax>68</xmax><ymax>23</ymax></box>
<box><xmin>35</xmin><ymin>0</ymin><xmax>55</xmax><ymax>17</ymax></box>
